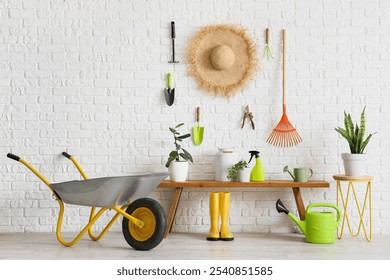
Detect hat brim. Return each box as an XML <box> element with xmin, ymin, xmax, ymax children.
<box><xmin>187</xmin><ymin>25</ymin><xmax>258</xmax><ymax>97</ymax></box>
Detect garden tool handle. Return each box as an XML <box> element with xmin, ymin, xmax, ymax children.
<box><xmin>196</xmin><ymin>107</ymin><xmax>200</xmax><ymax>123</ymax></box>
<box><xmin>307</xmin><ymin>203</ymin><xmax>341</xmax><ymax>224</ymax></box>
<box><xmin>265</xmin><ymin>28</ymin><xmax>269</xmax><ymax>44</ymax></box>
<box><xmin>248</xmin><ymin>112</ymin><xmax>255</xmax><ymax>130</ymax></box>
<box><xmin>62</xmin><ymin>152</ymin><xmax>72</xmax><ymax>159</ymax></box>
<box><xmin>7</xmin><ymin>153</ymin><xmax>20</xmax><ymax>161</ymax></box>
<box><xmin>308</xmin><ymin>168</ymin><xmax>313</xmax><ymax>179</ymax></box>
<box><xmin>282</xmin><ymin>29</ymin><xmax>286</xmax><ymax>106</ymax></box>
<box><xmin>171</xmin><ymin>21</ymin><xmax>175</xmax><ymax>39</ymax></box>
<box><xmin>167</xmin><ymin>73</ymin><xmax>172</xmax><ymax>88</ymax></box>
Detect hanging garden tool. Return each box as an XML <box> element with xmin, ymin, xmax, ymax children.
<box><xmin>267</xmin><ymin>30</ymin><xmax>302</xmax><ymax>147</ymax></box>
<box><xmin>168</xmin><ymin>21</ymin><xmax>179</xmax><ymax>63</ymax></box>
<box><xmin>241</xmin><ymin>105</ymin><xmax>255</xmax><ymax>130</ymax></box>
<box><xmin>192</xmin><ymin>107</ymin><xmax>204</xmax><ymax>146</ymax></box>
<box><xmin>263</xmin><ymin>28</ymin><xmax>274</xmax><ymax>60</ymax></box>
<box><xmin>164</xmin><ymin>72</ymin><xmax>175</xmax><ymax>106</ymax></box>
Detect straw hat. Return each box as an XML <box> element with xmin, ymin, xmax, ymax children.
<box><xmin>187</xmin><ymin>24</ymin><xmax>258</xmax><ymax>98</ymax></box>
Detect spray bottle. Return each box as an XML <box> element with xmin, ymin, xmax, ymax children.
<box><xmin>248</xmin><ymin>150</ymin><xmax>265</xmax><ymax>182</ymax></box>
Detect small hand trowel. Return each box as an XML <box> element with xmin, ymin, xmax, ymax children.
<box><xmin>164</xmin><ymin>72</ymin><xmax>175</xmax><ymax>106</ymax></box>
<box><xmin>193</xmin><ymin>107</ymin><xmax>204</xmax><ymax>146</ymax></box>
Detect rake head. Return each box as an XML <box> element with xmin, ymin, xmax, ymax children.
<box><xmin>267</xmin><ymin>106</ymin><xmax>302</xmax><ymax>147</ymax></box>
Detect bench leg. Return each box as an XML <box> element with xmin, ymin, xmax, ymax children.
<box><xmin>292</xmin><ymin>187</ymin><xmax>306</xmax><ymax>220</ymax></box>
<box><xmin>165</xmin><ymin>187</ymin><xmax>183</xmax><ymax>238</ymax></box>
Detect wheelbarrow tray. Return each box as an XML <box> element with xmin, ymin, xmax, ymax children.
<box><xmin>51</xmin><ymin>173</ymin><xmax>168</xmax><ymax>207</ymax></box>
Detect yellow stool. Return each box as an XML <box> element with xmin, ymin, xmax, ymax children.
<box><xmin>334</xmin><ymin>175</ymin><xmax>373</xmax><ymax>242</ymax></box>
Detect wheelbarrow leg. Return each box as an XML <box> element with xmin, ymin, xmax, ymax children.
<box><xmin>56</xmin><ymin>203</ymin><xmax>110</xmax><ymax>247</ymax></box>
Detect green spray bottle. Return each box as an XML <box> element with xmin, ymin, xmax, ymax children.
<box><xmin>248</xmin><ymin>151</ymin><xmax>265</xmax><ymax>181</ymax></box>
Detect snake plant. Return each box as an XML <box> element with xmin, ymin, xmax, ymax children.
<box><xmin>335</xmin><ymin>107</ymin><xmax>376</xmax><ymax>154</ymax></box>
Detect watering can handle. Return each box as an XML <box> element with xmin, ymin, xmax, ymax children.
<box><xmin>308</xmin><ymin>168</ymin><xmax>313</xmax><ymax>179</ymax></box>
<box><xmin>306</xmin><ymin>203</ymin><xmax>341</xmax><ymax>224</ymax></box>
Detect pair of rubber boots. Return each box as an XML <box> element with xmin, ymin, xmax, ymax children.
<box><xmin>207</xmin><ymin>192</ymin><xmax>234</xmax><ymax>241</ymax></box>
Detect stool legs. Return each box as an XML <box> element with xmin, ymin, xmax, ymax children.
<box><xmin>337</xmin><ymin>180</ymin><xmax>372</xmax><ymax>242</ymax></box>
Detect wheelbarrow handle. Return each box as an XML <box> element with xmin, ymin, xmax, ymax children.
<box><xmin>7</xmin><ymin>153</ymin><xmax>20</xmax><ymax>161</ymax></box>
<box><xmin>62</xmin><ymin>152</ymin><xmax>72</xmax><ymax>159</ymax></box>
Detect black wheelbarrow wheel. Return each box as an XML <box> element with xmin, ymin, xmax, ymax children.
<box><xmin>122</xmin><ymin>197</ymin><xmax>167</xmax><ymax>251</ymax></box>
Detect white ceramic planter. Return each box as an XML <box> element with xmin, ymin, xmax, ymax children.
<box><xmin>341</xmin><ymin>153</ymin><xmax>367</xmax><ymax>176</ymax></box>
<box><xmin>237</xmin><ymin>168</ymin><xmax>251</xmax><ymax>182</ymax></box>
<box><xmin>168</xmin><ymin>161</ymin><xmax>189</xmax><ymax>182</ymax></box>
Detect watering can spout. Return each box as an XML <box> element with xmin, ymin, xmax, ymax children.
<box><xmin>283</xmin><ymin>165</ymin><xmax>295</xmax><ymax>180</ymax></box>
<box><xmin>276</xmin><ymin>199</ymin><xmax>306</xmax><ymax>235</ymax></box>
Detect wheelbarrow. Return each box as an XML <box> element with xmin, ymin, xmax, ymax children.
<box><xmin>6</xmin><ymin>152</ymin><xmax>169</xmax><ymax>251</ymax></box>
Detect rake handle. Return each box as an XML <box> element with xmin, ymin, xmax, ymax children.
<box><xmin>283</xmin><ymin>29</ymin><xmax>286</xmax><ymax>106</ymax></box>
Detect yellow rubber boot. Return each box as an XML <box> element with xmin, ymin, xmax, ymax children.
<box><xmin>207</xmin><ymin>192</ymin><xmax>220</xmax><ymax>241</ymax></box>
<box><xmin>220</xmin><ymin>192</ymin><xmax>234</xmax><ymax>241</ymax></box>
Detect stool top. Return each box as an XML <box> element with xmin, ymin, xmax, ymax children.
<box><xmin>333</xmin><ymin>174</ymin><xmax>373</xmax><ymax>181</ymax></box>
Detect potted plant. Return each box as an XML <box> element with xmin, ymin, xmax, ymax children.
<box><xmin>335</xmin><ymin>107</ymin><xmax>376</xmax><ymax>176</ymax></box>
<box><xmin>227</xmin><ymin>160</ymin><xmax>250</xmax><ymax>182</ymax></box>
<box><xmin>165</xmin><ymin>123</ymin><xmax>193</xmax><ymax>182</ymax></box>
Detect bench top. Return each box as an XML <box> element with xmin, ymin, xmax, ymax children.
<box><xmin>158</xmin><ymin>180</ymin><xmax>329</xmax><ymax>189</ymax></box>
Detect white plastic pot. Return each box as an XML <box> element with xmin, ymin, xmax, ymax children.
<box><xmin>168</xmin><ymin>161</ymin><xmax>189</xmax><ymax>182</ymax></box>
<box><xmin>341</xmin><ymin>153</ymin><xmax>367</xmax><ymax>176</ymax></box>
<box><xmin>238</xmin><ymin>168</ymin><xmax>251</xmax><ymax>182</ymax></box>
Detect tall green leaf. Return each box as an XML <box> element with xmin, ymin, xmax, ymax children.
<box><xmin>344</xmin><ymin>112</ymin><xmax>354</xmax><ymax>139</ymax></box>
<box><xmin>357</xmin><ymin>106</ymin><xmax>366</xmax><ymax>153</ymax></box>
<box><xmin>335</xmin><ymin>127</ymin><xmax>354</xmax><ymax>152</ymax></box>
<box><xmin>360</xmin><ymin>133</ymin><xmax>376</xmax><ymax>153</ymax></box>
<box><xmin>353</xmin><ymin>124</ymin><xmax>360</xmax><ymax>153</ymax></box>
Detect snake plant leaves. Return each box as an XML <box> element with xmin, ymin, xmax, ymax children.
<box><xmin>336</xmin><ymin>107</ymin><xmax>375</xmax><ymax>154</ymax></box>
<box><xmin>357</xmin><ymin>106</ymin><xmax>366</xmax><ymax>153</ymax></box>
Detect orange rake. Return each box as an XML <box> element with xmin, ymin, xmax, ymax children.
<box><xmin>267</xmin><ymin>29</ymin><xmax>302</xmax><ymax>147</ymax></box>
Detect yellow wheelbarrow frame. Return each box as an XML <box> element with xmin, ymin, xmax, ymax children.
<box><xmin>6</xmin><ymin>152</ymin><xmax>167</xmax><ymax>250</ymax></box>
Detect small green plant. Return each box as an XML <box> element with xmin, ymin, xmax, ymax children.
<box><xmin>335</xmin><ymin>107</ymin><xmax>376</xmax><ymax>154</ymax></box>
<box><xmin>165</xmin><ymin>123</ymin><xmax>193</xmax><ymax>168</ymax></box>
<box><xmin>227</xmin><ymin>160</ymin><xmax>248</xmax><ymax>181</ymax></box>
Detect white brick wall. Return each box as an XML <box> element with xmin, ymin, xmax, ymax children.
<box><xmin>1</xmin><ymin>0</ymin><xmax>389</xmax><ymax>235</ymax></box>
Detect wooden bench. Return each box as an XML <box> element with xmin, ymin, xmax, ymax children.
<box><xmin>158</xmin><ymin>180</ymin><xmax>330</xmax><ymax>237</ymax></box>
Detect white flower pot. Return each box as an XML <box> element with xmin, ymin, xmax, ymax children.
<box><xmin>168</xmin><ymin>161</ymin><xmax>189</xmax><ymax>182</ymax></box>
<box><xmin>238</xmin><ymin>168</ymin><xmax>251</xmax><ymax>182</ymax></box>
<box><xmin>341</xmin><ymin>153</ymin><xmax>367</xmax><ymax>176</ymax></box>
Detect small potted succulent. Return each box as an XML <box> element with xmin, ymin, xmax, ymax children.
<box><xmin>227</xmin><ymin>160</ymin><xmax>250</xmax><ymax>182</ymax></box>
<box><xmin>165</xmin><ymin>123</ymin><xmax>193</xmax><ymax>182</ymax></box>
<box><xmin>335</xmin><ymin>107</ymin><xmax>376</xmax><ymax>176</ymax></box>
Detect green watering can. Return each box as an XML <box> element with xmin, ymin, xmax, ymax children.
<box><xmin>276</xmin><ymin>199</ymin><xmax>341</xmax><ymax>244</ymax></box>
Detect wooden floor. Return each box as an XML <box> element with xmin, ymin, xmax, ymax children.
<box><xmin>0</xmin><ymin>232</ymin><xmax>389</xmax><ymax>260</ymax></box>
